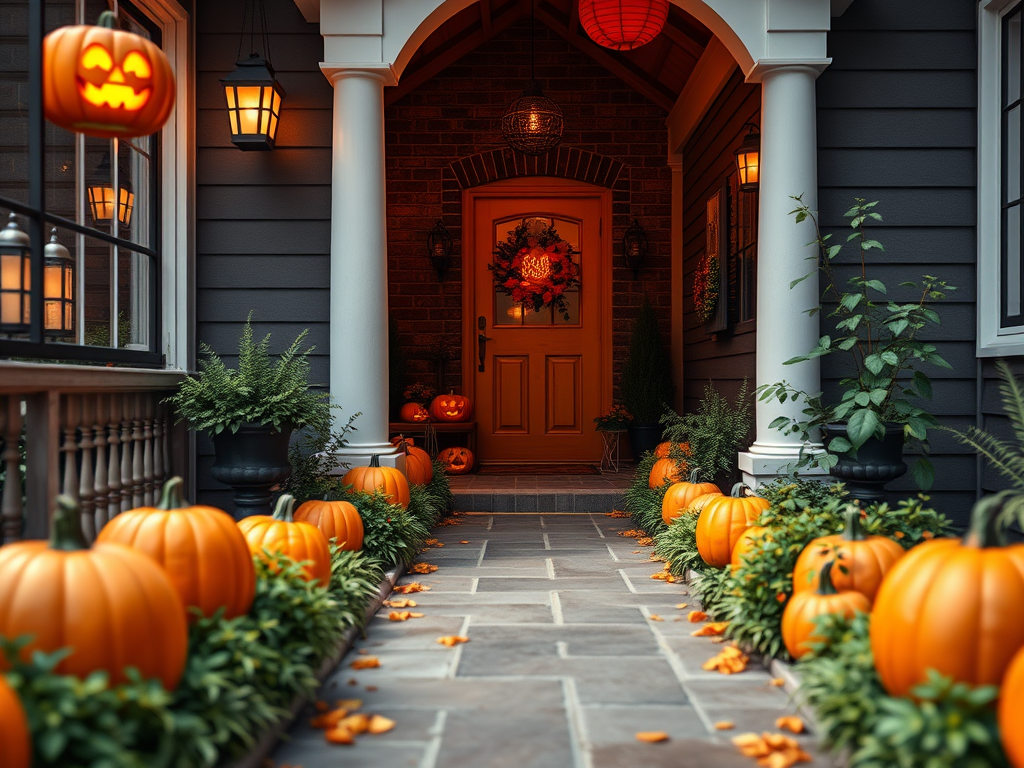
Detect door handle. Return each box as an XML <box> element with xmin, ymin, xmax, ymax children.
<box><xmin>478</xmin><ymin>332</ymin><xmax>493</xmax><ymax>372</ymax></box>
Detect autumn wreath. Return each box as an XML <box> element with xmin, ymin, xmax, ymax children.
<box><xmin>693</xmin><ymin>251</ymin><xmax>720</xmax><ymax>325</ymax></box>
<box><xmin>489</xmin><ymin>220</ymin><xmax>580</xmax><ymax>320</ymax></box>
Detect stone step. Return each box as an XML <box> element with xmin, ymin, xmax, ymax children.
<box><xmin>452</xmin><ymin>489</ymin><xmax>625</xmax><ymax>513</ymax></box>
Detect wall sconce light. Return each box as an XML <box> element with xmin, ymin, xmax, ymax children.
<box><xmin>623</xmin><ymin>219</ymin><xmax>648</xmax><ymax>279</ymax></box>
<box><xmin>734</xmin><ymin>123</ymin><xmax>760</xmax><ymax>192</ymax></box>
<box><xmin>87</xmin><ymin>152</ymin><xmax>134</xmax><ymax>228</ymax></box>
<box><xmin>44</xmin><ymin>229</ymin><xmax>75</xmax><ymax>339</ymax></box>
<box><xmin>427</xmin><ymin>219</ymin><xmax>453</xmax><ymax>280</ymax></box>
<box><xmin>222</xmin><ymin>0</ymin><xmax>285</xmax><ymax>151</ymax></box>
<box><xmin>0</xmin><ymin>213</ymin><xmax>31</xmax><ymax>336</ymax></box>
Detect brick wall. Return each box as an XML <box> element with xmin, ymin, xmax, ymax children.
<box><xmin>385</xmin><ymin>18</ymin><xmax>673</xmax><ymax>406</ymax></box>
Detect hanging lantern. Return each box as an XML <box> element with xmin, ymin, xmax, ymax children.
<box><xmin>623</xmin><ymin>219</ymin><xmax>648</xmax><ymax>279</ymax></box>
<box><xmin>222</xmin><ymin>0</ymin><xmax>285</xmax><ymax>151</ymax></box>
<box><xmin>0</xmin><ymin>213</ymin><xmax>31</xmax><ymax>336</ymax></box>
<box><xmin>734</xmin><ymin>123</ymin><xmax>761</xmax><ymax>192</ymax></box>
<box><xmin>86</xmin><ymin>152</ymin><xmax>134</xmax><ymax>227</ymax></box>
<box><xmin>427</xmin><ymin>219</ymin><xmax>453</xmax><ymax>280</ymax></box>
<box><xmin>43</xmin><ymin>229</ymin><xmax>75</xmax><ymax>339</ymax></box>
<box><xmin>502</xmin><ymin>1</ymin><xmax>563</xmax><ymax>156</ymax></box>
<box><xmin>578</xmin><ymin>0</ymin><xmax>670</xmax><ymax>51</ymax></box>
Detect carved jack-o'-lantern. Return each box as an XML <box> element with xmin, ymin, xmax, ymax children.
<box><xmin>400</xmin><ymin>402</ymin><xmax>430</xmax><ymax>422</ymax></box>
<box><xmin>430</xmin><ymin>392</ymin><xmax>472</xmax><ymax>423</ymax></box>
<box><xmin>43</xmin><ymin>12</ymin><xmax>176</xmax><ymax>139</ymax></box>
<box><xmin>438</xmin><ymin>447</ymin><xmax>474</xmax><ymax>475</ymax></box>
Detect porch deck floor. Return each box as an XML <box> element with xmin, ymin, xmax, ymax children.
<box><xmin>449</xmin><ymin>473</ymin><xmax>633</xmax><ymax>513</ymax></box>
<box><xmin>270</xmin><ymin>513</ymin><xmax>824</xmax><ymax>768</ymax></box>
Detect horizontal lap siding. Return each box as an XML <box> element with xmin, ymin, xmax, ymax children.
<box><xmin>818</xmin><ymin>0</ymin><xmax>978</xmax><ymax>524</ymax></box>
<box><xmin>195</xmin><ymin>0</ymin><xmax>331</xmax><ymax>509</ymax></box>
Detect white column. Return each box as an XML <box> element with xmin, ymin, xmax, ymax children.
<box><xmin>739</xmin><ymin>63</ymin><xmax>828</xmax><ymax>486</ymax></box>
<box><xmin>322</xmin><ymin>65</ymin><xmax>402</xmax><ymax>468</ymax></box>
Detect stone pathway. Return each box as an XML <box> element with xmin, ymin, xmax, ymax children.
<box><xmin>271</xmin><ymin>513</ymin><xmax>825</xmax><ymax>768</ymax></box>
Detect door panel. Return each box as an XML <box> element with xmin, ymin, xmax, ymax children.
<box><xmin>494</xmin><ymin>355</ymin><xmax>529</xmax><ymax>433</ymax></box>
<box><xmin>546</xmin><ymin>355</ymin><xmax>581</xmax><ymax>433</ymax></box>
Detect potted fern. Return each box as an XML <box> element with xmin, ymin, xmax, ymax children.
<box><xmin>167</xmin><ymin>315</ymin><xmax>330</xmax><ymax>518</ymax></box>
<box><xmin>621</xmin><ymin>297</ymin><xmax>674</xmax><ymax>459</ymax></box>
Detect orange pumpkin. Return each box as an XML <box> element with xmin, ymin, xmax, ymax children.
<box><xmin>97</xmin><ymin>476</ymin><xmax>256</xmax><ymax>621</ymax></box>
<box><xmin>0</xmin><ymin>674</ymin><xmax>30</xmax><ymax>768</ymax></box>
<box><xmin>0</xmin><ymin>495</ymin><xmax>187</xmax><ymax>690</ymax></box>
<box><xmin>731</xmin><ymin>525</ymin><xmax>768</xmax><ymax>570</ymax></box>
<box><xmin>695</xmin><ymin>484</ymin><xmax>770</xmax><ymax>568</ymax></box>
<box><xmin>791</xmin><ymin>505</ymin><xmax>904</xmax><ymax>602</ymax></box>
<box><xmin>782</xmin><ymin>560</ymin><xmax>870</xmax><ymax>660</ymax></box>
<box><xmin>870</xmin><ymin>493</ymin><xmax>1024</xmax><ymax>697</ymax></box>
<box><xmin>400</xmin><ymin>402</ymin><xmax>429</xmax><ymax>422</ymax></box>
<box><xmin>654</xmin><ymin>441</ymin><xmax>689</xmax><ymax>459</ymax></box>
<box><xmin>1000</xmin><ymin>645</ymin><xmax>1024</xmax><ymax>768</ymax></box>
<box><xmin>343</xmin><ymin>455</ymin><xmax>411</xmax><ymax>508</ymax></box>
<box><xmin>648</xmin><ymin>457</ymin><xmax>687</xmax><ymax>488</ymax></box>
<box><xmin>43</xmin><ymin>11</ymin><xmax>176</xmax><ymax>139</ymax></box>
<box><xmin>238</xmin><ymin>494</ymin><xmax>332</xmax><ymax>586</ymax></box>
<box><xmin>392</xmin><ymin>436</ymin><xmax>434</xmax><ymax>485</ymax></box>
<box><xmin>293</xmin><ymin>498</ymin><xmax>364</xmax><ymax>550</ymax></box>
<box><xmin>438</xmin><ymin>446</ymin><xmax>474</xmax><ymax>475</ymax></box>
<box><xmin>430</xmin><ymin>392</ymin><xmax>472</xmax><ymax>422</ymax></box>
<box><xmin>661</xmin><ymin>470</ymin><xmax>722</xmax><ymax>525</ymax></box>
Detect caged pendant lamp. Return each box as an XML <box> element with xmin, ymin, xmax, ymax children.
<box><xmin>501</xmin><ymin>0</ymin><xmax>563</xmax><ymax>156</ymax></box>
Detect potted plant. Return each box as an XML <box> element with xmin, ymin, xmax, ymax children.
<box><xmin>757</xmin><ymin>198</ymin><xmax>954</xmax><ymax>501</ymax></box>
<box><xmin>620</xmin><ymin>296</ymin><xmax>675</xmax><ymax>459</ymax></box>
<box><xmin>594</xmin><ymin>404</ymin><xmax>633</xmax><ymax>432</ymax></box>
<box><xmin>167</xmin><ymin>314</ymin><xmax>331</xmax><ymax>518</ymax></box>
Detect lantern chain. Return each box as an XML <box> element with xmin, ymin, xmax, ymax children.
<box><xmin>237</xmin><ymin>0</ymin><xmax>274</xmax><ymax>65</ymax></box>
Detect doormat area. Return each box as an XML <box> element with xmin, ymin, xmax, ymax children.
<box><xmin>476</xmin><ymin>464</ymin><xmax>602</xmax><ymax>475</ymax></box>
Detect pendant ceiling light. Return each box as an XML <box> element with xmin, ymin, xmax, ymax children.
<box><xmin>501</xmin><ymin>0</ymin><xmax>563</xmax><ymax>156</ymax></box>
<box><xmin>578</xmin><ymin>0</ymin><xmax>670</xmax><ymax>51</ymax></box>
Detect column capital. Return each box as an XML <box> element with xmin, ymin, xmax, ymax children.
<box><xmin>666</xmin><ymin>153</ymin><xmax>683</xmax><ymax>171</ymax></box>
<box><xmin>745</xmin><ymin>59</ymin><xmax>831</xmax><ymax>84</ymax></box>
<box><xmin>320</xmin><ymin>63</ymin><xmax>398</xmax><ymax>87</ymax></box>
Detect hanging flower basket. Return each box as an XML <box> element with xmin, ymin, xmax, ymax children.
<box><xmin>489</xmin><ymin>221</ymin><xmax>580</xmax><ymax>320</ymax></box>
<box><xmin>693</xmin><ymin>251</ymin><xmax>720</xmax><ymax>325</ymax></box>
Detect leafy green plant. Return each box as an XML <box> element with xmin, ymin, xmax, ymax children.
<box><xmin>660</xmin><ymin>380</ymin><xmax>752</xmax><ymax>483</ymax></box>
<box><xmin>620</xmin><ymin>296</ymin><xmax>674</xmax><ymax>424</ymax></box>
<box><xmin>281</xmin><ymin>411</ymin><xmax>359</xmax><ymax>503</ymax></box>
<box><xmin>329</xmin><ymin>546</ymin><xmax>384</xmax><ymax>630</ymax></box>
<box><xmin>352</xmin><ymin>490</ymin><xmax>430</xmax><ymax>567</ymax></box>
<box><xmin>167</xmin><ymin>314</ymin><xmax>330</xmax><ymax>436</ymax></box>
<box><xmin>624</xmin><ymin>452</ymin><xmax>668</xmax><ymax>535</ymax></box>
<box><xmin>654</xmin><ymin>511</ymin><xmax>703</xmax><ymax>576</ymax></box>
<box><xmin>756</xmin><ymin>198</ymin><xmax>954</xmax><ymax>488</ymax></box>
<box><xmin>688</xmin><ymin>564</ymin><xmax>733</xmax><ymax>616</ymax></box>
<box><xmin>408</xmin><ymin>464</ymin><xmax>454</xmax><ymax>529</ymax></box>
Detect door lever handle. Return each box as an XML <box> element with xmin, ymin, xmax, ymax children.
<box><xmin>478</xmin><ymin>333</ymin><xmax>493</xmax><ymax>372</ymax></box>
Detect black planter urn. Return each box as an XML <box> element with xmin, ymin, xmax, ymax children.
<box><xmin>627</xmin><ymin>422</ymin><xmax>662</xmax><ymax>461</ymax></box>
<box><xmin>824</xmin><ymin>423</ymin><xmax>907</xmax><ymax>503</ymax></box>
<box><xmin>211</xmin><ymin>423</ymin><xmax>293</xmax><ymax>519</ymax></box>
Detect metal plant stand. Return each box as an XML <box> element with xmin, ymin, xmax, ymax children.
<box><xmin>599</xmin><ymin>429</ymin><xmax>624</xmax><ymax>473</ymax></box>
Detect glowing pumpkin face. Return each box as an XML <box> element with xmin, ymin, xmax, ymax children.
<box><xmin>430</xmin><ymin>393</ymin><xmax>472</xmax><ymax>423</ymax></box>
<box><xmin>438</xmin><ymin>447</ymin><xmax>474</xmax><ymax>475</ymax></box>
<box><xmin>78</xmin><ymin>44</ymin><xmax>153</xmax><ymax>112</ymax></box>
<box><xmin>399</xmin><ymin>402</ymin><xmax>430</xmax><ymax>422</ymax></box>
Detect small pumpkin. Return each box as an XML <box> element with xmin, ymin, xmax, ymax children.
<box><xmin>999</xmin><ymin>645</ymin><xmax>1024</xmax><ymax>768</ymax></box>
<box><xmin>654</xmin><ymin>441</ymin><xmax>690</xmax><ymax>459</ymax></box>
<box><xmin>695</xmin><ymin>483</ymin><xmax>770</xmax><ymax>568</ymax></box>
<box><xmin>97</xmin><ymin>476</ymin><xmax>256</xmax><ymax>621</ymax></box>
<box><xmin>392</xmin><ymin>436</ymin><xmax>434</xmax><ymax>485</ymax></box>
<box><xmin>0</xmin><ymin>674</ymin><xmax>30</xmax><ymax>768</ymax></box>
<box><xmin>293</xmin><ymin>498</ymin><xmax>364</xmax><ymax>550</ymax></box>
<box><xmin>44</xmin><ymin>11</ymin><xmax>176</xmax><ymax>139</ymax></box>
<box><xmin>791</xmin><ymin>505</ymin><xmax>904</xmax><ymax>601</ymax></box>
<box><xmin>400</xmin><ymin>402</ymin><xmax>429</xmax><ymax>422</ymax></box>
<box><xmin>438</xmin><ymin>446</ymin><xmax>474</xmax><ymax>475</ymax></box>
<box><xmin>661</xmin><ymin>469</ymin><xmax>722</xmax><ymax>525</ymax></box>
<box><xmin>648</xmin><ymin>457</ymin><xmax>687</xmax><ymax>488</ymax></box>
<box><xmin>343</xmin><ymin>454</ymin><xmax>411</xmax><ymax>508</ymax></box>
<box><xmin>238</xmin><ymin>494</ymin><xmax>332</xmax><ymax>586</ymax></box>
<box><xmin>0</xmin><ymin>495</ymin><xmax>188</xmax><ymax>689</ymax></box>
<box><xmin>782</xmin><ymin>559</ymin><xmax>870</xmax><ymax>660</ymax></box>
<box><xmin>871</xmin><ymin>492</ymin><xmax>1024</xmax><ymax>697</ymax></box>
<box><xmin>731</xmin><ymin>525</ymin><xmax>768</xmax><ymax>570</ymax></box>
<box><xmin>430</xmin><ymin>391</ymin><xmax>472</xmax><ymax>422</ymax></box>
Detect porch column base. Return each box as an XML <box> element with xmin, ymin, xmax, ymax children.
<box><xmin>329</xmin><ymin>446</ymin><xmax>406</xmax><ymax>475</ymax></box>
<box><xmin>738</xmin><ymin>451</ymin><xmax>830</xmax><ymax>489</ymax></box>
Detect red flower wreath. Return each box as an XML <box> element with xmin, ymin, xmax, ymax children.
<box><xmin>489</xmin><ymin>221</ymin><xmax>581</xmax><ymax>320</ymax></box>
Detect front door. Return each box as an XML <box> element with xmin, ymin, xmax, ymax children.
<box><xmin>466</xmin><ymin>184</ymin><xmax>607</xmax><ymax>463</ymax></box>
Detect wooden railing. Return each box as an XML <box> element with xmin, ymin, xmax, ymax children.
<box><xmin>0</xmin><ymin>362</ymin><xmax>187</xmax><ymax>543</ymax></box>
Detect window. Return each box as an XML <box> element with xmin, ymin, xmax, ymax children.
<box><xmin>731</xmin><ymin>173</ymin><xmax>757</xmax><ymax>325</ymax></box>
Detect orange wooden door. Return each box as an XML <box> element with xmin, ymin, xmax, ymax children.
<box><xmin>470</xmin><ymin>191</ymin><xmax>606</xmax><ymax>462</ymax></box>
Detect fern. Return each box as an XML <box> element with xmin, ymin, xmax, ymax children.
<box><xmin>660</xmin><ymin>380</ymin><xmax>753</xmax><ymax>482</ymax></box>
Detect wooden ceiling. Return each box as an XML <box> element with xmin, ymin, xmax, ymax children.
<box><xmin>385</xmin><ymin>0</ymin><xmax>714</xmax><ymax>110</ymax></box>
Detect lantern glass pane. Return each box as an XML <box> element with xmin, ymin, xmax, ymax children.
<box><xmin>225</xmin><ymin>86</ymin><xmax>237</xmax><ymax>110</ymax></box>
<box><xmin>237</xmin><ymin>86</ymin><xmax>263</xmax><ymax>110</ymax></box>
<box><xmin>269</xmin><ymin>114</ymin><xmax>279</xmax><ymax>141</ymax></box>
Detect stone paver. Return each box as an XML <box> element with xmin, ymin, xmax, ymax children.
<box><xmin>271</xmin><ymin>513</ymin><xmax>824</xmax><ymax>767</ymax></box>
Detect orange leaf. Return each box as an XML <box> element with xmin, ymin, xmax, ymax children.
<box><xmin>636</xmin><ymin>537</ymin><xmax>655</xmax><ymax>546</ymax></box>
<box><xmin>687</xmin><ymin>611</ymin><xmax>708</xmax><ymax>623</ymax></box>
<box><xmin>311</xmin><ymin>707</ymin><xmax>350</xmax><ymax>729</ymax></box>
<box><xmin>350</xmin><ymin>656</ymin><xmax>381</xmax><ymax>670</ymax></box>
<box><xmin>775</xmin><ymin>716</ymin><xmax>805</xmax><ymax>734</ymax></box>
<box><xmin>714</xmin><ymin>721</ymin><xmax>735</xmax><ymax>731</ymax></box>
<box><xmin>325</xmin><ymin>726</ymin><xmax>354</xmax><ymax>745</ymax></box>
<box><xmin>635</xmin><ymin>731</ymin><xmax>669</xmax><ymax>743</ymax></box>
<box><xmin>389</xmin><ymin>611</ymin><xmax>412</xmax><ymax>621</ymax></box>
<box><xmin>437</xmin><ymin>635</ymin><xmax>470</xmax><ymax>647</ymax></box>
<box><xmin>460</xmin><ymin>540</ymin><xmax>470</xmax><ymax>544</ymax></box>
<box><xmin>411</xmin><ymin>563</ymin><xmax>439</xmax><ymax>574</ymax></box>
<box><xmin>769</xmin><ymin>678</ymin><xmax>786</xmax><ymax>687</ymax></box>
<box><xmin>335</xmin><ymin>699</ymin><xmax>362</xmax><ymax>710</ymax></box>
<box><xmin>649</xmin><ymin>614</ymin><xmax>664</xmax><ymax>621</ymax></box>
<box><xmin>338</xmin><ymin>713</ymin><xmax>371</xmax><ymax>735</ymax></box>
<box><xmin>385</xmin><ymin>598</ymin><xmax>417</xmax><ymax>608</ymax></box>
<box><xmin>314</xmin><ymin>700</ymin><xmax>329</xmax><ymax>712</ymax></box>
<box><xmin>367</xmin><ymin>715</ymin><xmax>396</xmax><ymax>735</ymax></box>
<box><xmin>675</xmin><ymin>602</ymin><xmax>689</xmax><ymax>609</ymax></box>
<box><xmin>691</xmin><ymin>622</ymin><xmax>729</xmax><ymax>637</ymax></box>
<box><xmin>393</xmin><ymin>582</ymin><xmax>431</xmax><ymax>594</ymax></box>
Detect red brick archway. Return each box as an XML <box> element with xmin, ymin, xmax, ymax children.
<box><xmin>446</xmin><ymin>147</ymin><xmax>625</xmax><ymax>191</ymax></box>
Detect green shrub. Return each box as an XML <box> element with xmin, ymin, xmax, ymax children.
<box><xmin>654</xmin><ymin>513</ymin><xmax>704</xmax><ymax>576</ymax></box>
<box><xmin>352</xmin><ymin>489</ymin><xmax>429</xmax><ymax>567</ymax></box>
<box><xmin>624</xmin><ymin>452</ymin><xmax>667</xmax><ymax>534</ymax></box>
<box><xmin>407</xmin><ymin>463</ymin><xmax>454</xmax><ymax>528</ymax></box>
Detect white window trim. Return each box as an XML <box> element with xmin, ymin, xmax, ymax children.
<box><xmin>979</xmin><ymin>0</ymin><xmax>1024</xmax><ymax>356</ymax></box>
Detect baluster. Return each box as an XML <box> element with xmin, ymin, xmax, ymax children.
<box><xmin>60</xmin><ymin>395</ymin><xmax>83</xmax><ymax>532</ymax></box>
<box><xmin>142</xmin><ymin>393</ymin><xmax>155</xmax><ymax>505</ymax></box>
<box><xmin>78</xmin><ymin>395</ymin><xmax>96</xmax><ymax>541</ymax></box>
<box><xmin>153</xmin><ymin>401</ymin><xmax>165</xmax><ymax>489</ymax></box>
<box><xmin>119</xmin><ymin>395</ymin><xmax>133</xmax><ymax>513</ymax></box>
<box><xmin>93</xmin><ymin>395</ymin><xmax>110</xmax><ymax>530</ymax></box>
<box><xmin>162</xmin><ymin>409</ymin><xmax>171</xmax><ymax>479</ymax></box>
<box><xmin>131</xmin><ymin>394</ymin><xmax>145</xmax><ymax>508</ymax></box>
<box><xmin>1</xmin><ymin>396</ymin><xmax>25</xmax><ymax>545</ymax></box>
<box><xmin>107</xmin><ymin>394</ymin><xmax>122</xmax><ymax>520</ymax></box>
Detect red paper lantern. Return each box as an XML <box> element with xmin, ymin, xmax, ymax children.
<box><xmin>578</xmin><ymin>0</ymin><xmax>670</xmax><ymax>51</ymax></box>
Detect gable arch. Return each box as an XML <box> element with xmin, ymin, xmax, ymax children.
<box><xmin>447</xmin><ymin>147</ymin><xmax>624</xmax><ymax>190</ymax></box>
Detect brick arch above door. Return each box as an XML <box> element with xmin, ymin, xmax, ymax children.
<box><xmin>447</xmin><ymin>147</ymin><xmax>625</xmax><ymax>191</ymax></box>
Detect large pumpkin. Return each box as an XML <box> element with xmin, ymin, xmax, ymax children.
<box><xmin>648</xmin><ymin>457</ymin><xmax>687</xmax><ymax>489</ymax></box>
<box><xmin>871</xmin><ymin>493</ymin><xmax>1024</xmax><ymax>697</ymax></box>
<box><xmin>343</xmin><ymin>454</ymin><xmax>411</xmax><ymax>508</ymax></box>
<box><xmin>399</xmin><ymin>402</ymin><xmax>429</xmax><ymax>422</ymax></box>
<box><xmin>294</xmin><ymin>498</ymin><xmax>364</xmax><ymax>550</ymax></box>
<box><xmin>430</xmin><ymin>392</ymin><xmax>472</xmax><ymax>422</ymax></box>
<box><xmin>0</xmin><ymin>675</ymin><xmax>30</xmax><ymax>768</ymax></box>
<box><xmin>654</xmin><ymin>441</ymin><xmax>690</xmax><ymax>459</ymax></box>
<box><xmin>730</xmin><ymin>525</ymin><xmax>768</xmax><ymax>570</ymax></box>
<box><xmin>791</xmin><ymin>505</ymin><xmax>904</xmax><ymax>602</ymax></box>
<box><xmin>0</xmin><ymin>495</ymin><xmax>187</xmax><ymax>690</ymax></box>
<box><xmin>392</xmin><ymin>436</ymin><xmax>434</xmax><ymax>485</ymax></box>
<box><xmin>695</xmin><ymin>483</ymin><xmax>770</xmax><ymax>568</ymax></box>
<box><xmin>43</xmin><ymin>11</ymin><xmax>176</xmax><ymax>139</ymax></box>
<box><xmin>661</xmin><ymin>470</ymin><xmax>722</xmax><ymax>525</ymax></box>
<box><xmin>438</xmin><ymin>446</ymin><xmax>474</xmax><ymax>475</ymax></box>
<box><xmin>1000</xmin><ymin>645</ymin><xmax>1024</xmax><ymax>768</ymax></box>
<box><xmin>97</xmin><ymin>476</ymin><xmax>256</xmax><ymax>621</ymax></box>
<box><xmin>238</xmin><ymin>494</ymin><xmax>332</xmax><ymax>586</ymax></box>
<box><xmin>782</xmin><ymin>560</ymin><xmax>870</xmax><ymax>660</ymax></box>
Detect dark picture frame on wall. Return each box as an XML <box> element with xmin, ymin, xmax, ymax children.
<box><xmin>703</xmin><ymin>181</ymin><xmax>730</xmax><ymax>334</ymax></box>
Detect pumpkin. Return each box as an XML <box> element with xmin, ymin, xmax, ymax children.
<box><xmin>399</xmin><ymin>402</ymin><xmax>429</xmax><ymax>422</ymax></box>
<box><xmin>0</xmin><ymin>674</ymin><xmax>30</xmax><ymax>768</ymax></box>
<box><xmin>343</xmin><ymin>454</ymin><xmax>411</xmax><ymax>508</ymax></box>
<box><xmin>870</xmin><ymin>493</ymin><xmax>1024</xmax><ymax>697</ymax></box>
<box><xmin>791</xmin><ymin>505</ymin><xmax>904</xmax><ymax>602</ymax></box>
<box><xmin>438</xmin><ymin>446</ymin><xmax>474</xmax><ymax>475</ymax></box>
<box><xmin>999</xmin><ymin>645</ymin><xmax>1024</xmax><ymax>768</ymax></box>
<box><xmin>97</xmin><ymin>476</ymin><xmax>256</xmax><ymax>621</ymax></box>
<box><xmin>43</xmin><ymin>11</ymin><xmax>176</xmax><ymax>139</ymax></box>
<box><xmin>0</xmin><ymin>495</ymin><xmax>187</xmax><ymax>689</ymax></box>
<box><xmin>294</xmin><ymin>498</ymin><xmax>364</xmax><ymax>550</ymax></box>
<box><xmin>654</xmin><ymin>441</ymin><xmax>689</xmax><ymax>459</ymax></box>
<box><xmin>430</xmin><ymin>392</ymin><xmax>472</xmax><ymax>422</ymax></box>
<box><xmin>391</xmin><ymin>436</ymin><xmax>434</xmax><ymax>485</ymax></box>
<box><xmin>782</xmin><ymin>560</ymin><xmax>870</xmax><ymax>660</ymax></box>
<box><xmin>648</xmin><ymin>457</ymin><xmax>687</xmax><ymax>489</ymax></box>
<box><xmin>731</xmin><ymin>525</ymin><xmax>768</xmax><ymax>570</ymax></box>
<box><xmin>661</xmin><ymin>469</ymin><xmax>722</xmax><ymax>525</ymax></box>
<box><xmin>695</xmin><ymin>483</ymin><xmax>770</xmax><ymax>568</ymax></box>
<box><xmin>238</xmin><ymin>494</ymin><xmax>332</xmax><ymax>586</ymax></box>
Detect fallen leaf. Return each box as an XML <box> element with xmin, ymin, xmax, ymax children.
<box><xmin>675</xmin><ymin>603</ymin><xmax>689</xmax><ymax>609</ymax></box>
<box><xmin>673</xmin><ymin>617</ymin><xmax>683</xmax><ymax>622</ymax></box>
<box><xmin>714</xmin><ymin>721</ymin><xmax>735</xmax><ymax>730</ymax></box>
<box><xmin>651</xmin><ymin>572</ymin><xmax>670</xmax><ymax>581</ymax></box>
<box><xmin>425</xmin><ymin>538</ymin><xmax>439</xmax><ymax>545</ymax></box>
<box><xmin>409</xmin><ymin>612</ymin><xmax>425</xmax><ymax>618</ymax></box>
<box><xmin>325</xmin><ymin>725</ymin><xmax>354</xmax><ymax>745</ymax></box>
<box><xmin>367</xmin><ymin>715</ymin><xmax>395</xmax><ymax>735</ymax></box>
<box><xmin>311</xmin><ymin>708</ymin><xmax>349</xmax><ymax>729</ymax></box>
<box><xmin>357</xmin><ymin>649</ymin><xmax>368</xmax><ymax>655</ymax></box>
<box><xmin>769</xmin><ymin>678</ymin><xmax>786</xmax><ymax>687</ymax></box>
<box><xmin>436</xmin><ymin>635</ymin><xmax>470</xmax><ymax>647</ymax></box>
<box><xmin>702</xmin><ymin>645</ymin><xmax>749</xmax><ymax>675</ymax></box>
<box><xmin>649</xmin><ymin>614</ymin><xmax>664</xmax><ymax>621</ymax></box>
<box><xmin>691</xmin><ymin>622</ymin><xmax>729</xmax><ymax>637</ymax></box>
<box><xmin>389</xmin><ymin>611</ymin><xmax>412</xmax><ymax>621</ymax></box>
<box><xmin>606</xmin><ymin>510</ymin><xmax>631</xmax><ymax>518</ymax></box>
<box><xmin>347</xmin><ymin>678</ymin><xmax>358</xmax><ymax>686</ymax></box>
<box><xmin>384</xmin><ymin>598</ymin><xmax>417</xmax><ymax>608</ymax></box>
<box><xmin>350</xmin><ymin>656</ymin><xmax>381</xmax><ymax>670</ymax></box>
<box><xmin>335</xmin><ymin>699</ymin><xmax>362</xmax><ymax>710</ymax></box>
<box><xmin>314</xmin><ymin>700</ymin><xmax>329</xmax><ymax>712</ymax></box>
<box><xmin>338</xmin><ymin>714</ymin><xmax>370</xmax><ymax>735</ymax></box>
<box><xmin>632</xmin><ymin>550</ymin><xmax>641</xmax><ymax>554</ymax></box>
<box><xmin>460</xmin><ymin>540</ymin><xmax>470</xmax><ymax>544</ymax></box>
<box><xmin>393</xmin><ymin>582</ymin><xmax>431</xmax><ymax>594</ymax></box>
<box><xmin>617</xmin><ymin>529</ymin><xmax>647</xmax><ymax>538</ymax></box>
<box><xmin>411</xmin><ymin>563</ymin><xmax>439</xmax><ymax>574</ymax></box>
<box><xmin>637</xmin><ymin>537</ymin><xmax>655</xmax><ymax>546</ymax></box>
<box><xmin>688</xmin><ymin>611</ymin><xmax>708</xmax><ymax>623</ymax></box>
<box><xmin>635</xmin><ymin>731</ymin><xmax>669</xmax><ymax>743</ymax></box>
<box><xmin>775</xmin><ymin>716</ymin><xmax>805</xmax><ymax>734</ymax></box>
